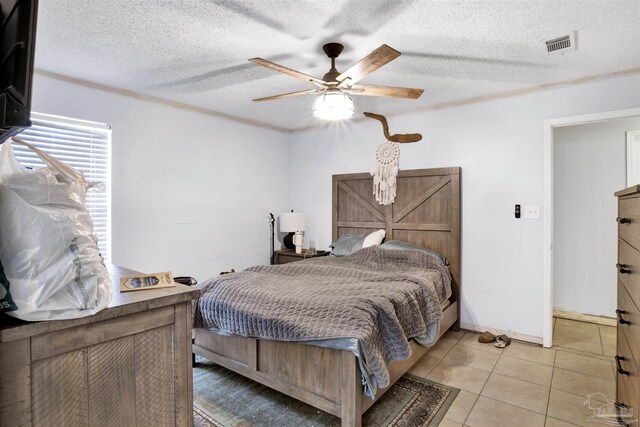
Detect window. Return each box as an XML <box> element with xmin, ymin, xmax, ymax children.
<box><xmin>12</xmin><ymin>112</ymin><xmax>111</xmax><ymax>260</ymax></box>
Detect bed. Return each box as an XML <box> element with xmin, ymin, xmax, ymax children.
<box><xmin>192</xmin><ymin>167</ymin><xmax>461</xmax><ymax>427</ymax></box>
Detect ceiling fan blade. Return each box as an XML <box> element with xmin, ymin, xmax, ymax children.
<box><xmin>249</xmin><ymin>58</ymin><xmax>326</xmax><ymax>85</ymax></box>
<box><xmin>336</xmin><ymin>44</ymin><xmax>401</xmax><ymax>86</ymax></box>
<box><xmin>252</xmin><ymin>89</ymin><xmax>319</xmax><ymax>102</ymax></box>
<box><xmin>346</xmin><ymin>84</ymin><xmax>424</xmax><ymax>99</ymax></box>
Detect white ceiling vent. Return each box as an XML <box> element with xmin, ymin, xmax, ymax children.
<box><xmin>544</xmin><ymin>32</ymin><xmax>577</xmax><ymax>55</ymax></box>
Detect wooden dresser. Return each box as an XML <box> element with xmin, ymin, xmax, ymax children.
<box><xmin>0</xmin><ymin>265</ymin><xmax>199</xmax><ymax>427</ymax></box>
<box><xmin>616</xmin><ymin>185</ymin><xmax>640</xmax><ymax>424</ymax></box>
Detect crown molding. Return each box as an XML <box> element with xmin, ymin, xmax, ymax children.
<box><xmin>289</xmin><ymin>67</ymin><xmax>640</xmax><ymax>133</ymax></box>
<box><xmin>35</xmin><ymin>67</ymin><xmax>640</xmax><ymax>135</ymax></box>
<box><xmin>34</xmin><ymin>69</ymin><xmax>290</xmax><ymax>134</ymax></box>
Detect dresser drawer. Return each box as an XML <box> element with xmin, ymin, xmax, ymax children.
<box><xmin>618</xmin><ymin>280</ymin><xmax>640</xmax><ymax>363</ymax></box>
<box><xmin>619</xmin><ymin>196</ymin><xmax>640</xmax><ymax>250</ymax></box>
<box><xmin>617</xmin><ymin>326</ymin><xmax>639</xmax><ymax>415</ymax></box>
<box><xmin>619</xmin><ymin>239</ymin><xmax>640</xmax><ymax>310</ymax></box>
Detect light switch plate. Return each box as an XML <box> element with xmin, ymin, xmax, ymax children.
<box><xmin>524</xmin><ymin>205</ymin><xmax>540</xmax><ymax>219</ymax></box>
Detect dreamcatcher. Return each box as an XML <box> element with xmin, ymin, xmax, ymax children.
<box><xmin>371</xmin><ymin>142</ymin><xmax>399</xmax><ymax>205</ymax></box>
<box><xmin>364</xmin><ymin>112</ymin><xmax>422</xmax><ymax>206</ymax></box>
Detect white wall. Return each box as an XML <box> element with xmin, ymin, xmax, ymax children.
<box><xmin>553</xmin><ymin>117</ymin><xmax>639</xmax><ymax>317</ymax></box>
<box><xmin>288</xmin><ymin>73</ymin><xmax>640</xmax><ymax>340</ymax></box>
<box><xmin>29</xmin><ymin>71</ymin><xmax>640</xmax><ymax>340</ymax></box>
<box><xmin>32</xmin><ymin>73</ymin><xmax>290</xmax><ymax>281</ymax></box>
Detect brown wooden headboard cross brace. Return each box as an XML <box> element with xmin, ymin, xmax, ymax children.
<box><xmin>332</xmin><ymin>167</ymin><xmax>461</xmax><ymax>304</ymax></box>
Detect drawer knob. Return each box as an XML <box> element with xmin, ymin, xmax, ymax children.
<box><xmin>617</xmin><ymin>263</ymin><xmax>632</xmax><ymax>274</ymax></box>
<box><xmin>617</xmin><ymin>217</ymin><xmax>632</xmax><ymax>224</ymax></box>
<box><xmin>616</xmin><ymin>309</ymin><xmax>632</xmax><ymax>325</ymax></box>
<box><xmin>615</xmin><ymin>355</ymin><xmax>631</xmax><ymax>376</ymax></box>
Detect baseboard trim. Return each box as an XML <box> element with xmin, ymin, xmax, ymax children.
<box><xmin>460</xmin><ymin>322</ymin><xmax>542</xmax><ymax>345</ymax></box>
<box><xmin>553</xmin><ymin>310</ymin><xmax>616</xmax><ymax>327</ymax></box>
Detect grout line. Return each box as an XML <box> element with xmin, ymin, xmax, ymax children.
<box><xmin>553</xmin><ymin>332</ymin><xmax>602</xmax><ymax>344</ymax></box>
<box><xmin>499</xmin><ymin>352</ymin><xmax>554</xmax><ymax>369</ymax></box>
<box><xmin>427</xmin><ymin>335</ymin><xmax>462</xmax><ymax>376</ymax></box>
<box><xmin>494</xmin><ymin>350</ymin><xmax>554</xmax><ymax>367</ymax></box>
<box><xmin>552</xmin><ymin>320</ymin><xmax>617</xmax><ymax>397</ymax></box>
<box><xmin>550</xmin><ymin>356</ymin><xmax>616</xmax><ymax>380</ymax></box>
<box><xmin>475</xmin><ymin>334</ymin><xmax>554</xmax><ymax>421</ymax></box>
<box><xmin>553</xmin><ymin>318</ymin><xmax>614</xmax><ymax>363</ymax></box>
<box><xmin>466</xmin><ymin>395</ymin><xmax>546</xmax><ymax>424</ymax></box>
<box><xmin>545</xmin><ymin>346</ymin><xmax>558</xmax><ymax>418</ymax></box>
<box><xmin>461</xmin><ymin>334</ymin><xmax>500</xmax><ymax>425</ymax></box>
<box><xmin>598</xmin><ymin>324</ymin><xmax>605</xmax><ymax>356</ymax></box>
<box><xmin>462</xmin><ymin>392</ymin><xmax>479</xmax><ymax>425</ymax></box>
<box><xmin>439</xmin><ymin>337</ymin><xmax>460</xmax><ymax>359</ymax></box>
<box><xmin>438</xmin><ymin>332</ymin><xmax>482</xmax><ymax>425</ymax></box>
<box><xmin>483</xmin><ymin>372</ymin><xmax>552</xmax><ymax>416</ymax></box>
<box><xmin>457</xmin><ymin>321</ymin><xmax>614</xmax><ymax>426</ymax></box>
<box><xmin>438</xmin><ymin>337</ymin><xmax>470</xmax><ymax>423</ymax></box>
<box><xmin>552</xmin><ymin>322</ymin><xmax>608</xmax><ymax>357</ymax></box>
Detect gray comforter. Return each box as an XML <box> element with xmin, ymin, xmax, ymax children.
<box><xmin>193</xmin><ymin>246</ymin><xmax>452</xmax><ymax>395</ymax></box>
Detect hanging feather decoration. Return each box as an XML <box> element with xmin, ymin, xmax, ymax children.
<box><xmin>371</xmin><ymin>141</ymin><xmax>399</xmax><ymax>205</ymax></box>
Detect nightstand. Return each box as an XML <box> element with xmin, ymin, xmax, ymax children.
<box><xmin>274</xmin><ymin>249</ymin><xmax>329</xmax><ymax>264</ymax></box>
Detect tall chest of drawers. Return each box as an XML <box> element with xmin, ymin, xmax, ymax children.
<box><xmin>616</xmin><ymin>185</ymin><xmax>640</xmax><ymax>424</ymax></box>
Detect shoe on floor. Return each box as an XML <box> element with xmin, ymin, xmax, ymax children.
<box><xmin>478</xmin><ymin>331</ymin><xmax>496</xmax><ymax>343</ymax></box>
<box><xmin>495</xmin><ymin>335</ymin><xmax>511</xmax><ymax>348</ymax></box>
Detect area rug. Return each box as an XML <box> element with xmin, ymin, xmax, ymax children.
<box><xmin>193</xmin><ymin>357</ymin><xmax>458</xmax><ymax>427</ymax></box>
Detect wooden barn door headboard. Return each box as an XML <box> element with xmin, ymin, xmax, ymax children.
<box><xmin>332</xmin><ymin>167</ymin><xmax>461</xmax><ymax>301</ymax></box>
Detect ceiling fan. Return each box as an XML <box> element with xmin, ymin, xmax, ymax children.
<box><xmin>249</xmin><ymin>43</ymin><xmax>424</xmax><ymax>121</ymax></box>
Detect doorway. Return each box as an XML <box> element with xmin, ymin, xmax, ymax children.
<box><xmin>543</xmin><ymin>108</ymin><xmax>640</xmax><ymax>348</ymax></box>
<box><xmin>553</xmin><ymin>117</ymin><xmax>640</xmax><ymax>355</ymax></box>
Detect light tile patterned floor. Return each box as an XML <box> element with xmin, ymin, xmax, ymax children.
<box><xmin>409</xmin><ymin>318</ymin><xmax>618</xmax><ymax>426</ymax></box>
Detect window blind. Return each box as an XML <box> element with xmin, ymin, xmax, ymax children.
<box><xmin>12</xmin><ymin>112</ymin><xmax>112</xmax><ymax>260</ymax></box>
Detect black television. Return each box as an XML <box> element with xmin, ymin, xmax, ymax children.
<box><xmin>0</xmin><ymin>0</ymin><xmax>38</xmax><ymax>144</ymax></box>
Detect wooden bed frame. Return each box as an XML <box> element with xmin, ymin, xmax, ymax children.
<box><xmin>193</xmin><ymin>167</ymin><xmax>461</xmax><ymax>427</ymax></box>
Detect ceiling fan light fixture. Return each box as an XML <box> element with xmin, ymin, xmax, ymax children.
<box><xmin>312</xmin><ymin>91</ymin><xmax>355</xmax><ymax>121</ymax></box>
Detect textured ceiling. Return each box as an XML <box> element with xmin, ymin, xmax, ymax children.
<box><xmin>35</xmin><ymin>0</ymin><xmax>640</xmax><ymax>131</ymax></box>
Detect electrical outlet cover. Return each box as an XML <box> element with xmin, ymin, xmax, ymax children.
<box><xmin>524</xmin><ymin>205</ymin><xmax>540</xmax><ymax>219</ymax></box>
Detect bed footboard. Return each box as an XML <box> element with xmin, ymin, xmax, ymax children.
<box><xmin>193</xmin><ymin>329</ymin><xmax>347</xmax><ymax>417</ymax></box>
<box><xmin>192</xmin><ymin>301</ymin><xmax>458</xmax><ymax>427</ymax></box>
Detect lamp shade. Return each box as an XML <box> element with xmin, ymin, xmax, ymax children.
<box><xmin>312</xmin><ymin>92</ymin><xmax>355</xmax><ymax>121</ymax></box>
<box><xmin>279</xmin><ymin>212</ymin><xmax>305</xmax><ymax>232</ymax></box>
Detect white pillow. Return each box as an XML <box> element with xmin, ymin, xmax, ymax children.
<box><xmin>362</xmin><ymin>229</ymin><xmax>386</xmax><ymax>248</ymax></box>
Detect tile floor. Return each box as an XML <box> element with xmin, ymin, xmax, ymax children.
<box><xmin>410</xmin><ymin>317</ymin><xmax>619</xmax><ymax>427</ymax></box>
<box><xmin>553</xmin><ymin>317</ymin><xmax>617</xmax><ymax>357</ymax></box>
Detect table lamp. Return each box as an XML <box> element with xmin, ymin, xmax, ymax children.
<box><xmin>280</xmin><ymin>211</ymin><xmax>305</xmax><ymax>254</ymax></box>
